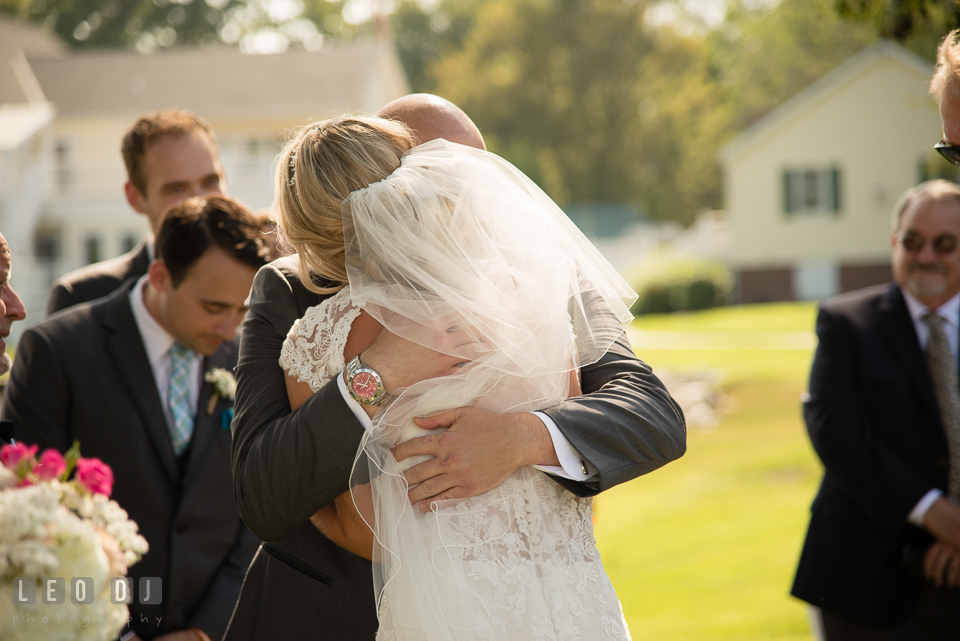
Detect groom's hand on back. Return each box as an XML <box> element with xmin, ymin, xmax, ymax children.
<box><xmin>396</xmin><ymin>408</ymin><xmax>559</xmax><ymax>511</ymax></box>
<box><xmin>362</xmin><ymin>324</ymin><xmax>557</xmax><ymax>510</ymax></box>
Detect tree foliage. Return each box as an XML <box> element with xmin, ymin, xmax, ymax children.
<box><xmin>713</xmin><ymin>0</ymin><xmax>878</xmax><ymax>133</ymax></box>
<box><xmin>432</xmin><ymin>0</ymin><xmax>671</xmax><ymax>214</ymax></box>
<box><xmin>427</xmin><ymin>0</ymin><xmax>880</xmax><ymax>223</ymax></box>
<box><xmin>835</xmin><ymin>0</ymin><xmax>960</xmax><ymax>56</ymax></box>
<box><xmin>0</xmin><ymin>0</ymin><xmax>353</xmax><ymax>53</ymax></box>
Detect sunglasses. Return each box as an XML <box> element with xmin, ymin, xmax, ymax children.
<box><xmin>935</xmin><ymin>138</ymin><xmax>960</xmax><ymax>165</ymax></box>
<box><xmin>899</xmin><ymin>232</ymin><xmax>959</xmax><ymax>255</ymax></box>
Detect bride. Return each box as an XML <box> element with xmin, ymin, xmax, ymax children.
<box><xmin>276</xmin><ymin>115</ymin><xmax>635</xmax><ymax>640</ymax></box>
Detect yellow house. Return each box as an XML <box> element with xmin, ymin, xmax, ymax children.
<box><xmin>720</xmin><ymin>41</ymin><xmax>947</xmax><ymax>303</ymax></box>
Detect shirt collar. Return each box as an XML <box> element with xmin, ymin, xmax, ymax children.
<box><xmin>902</xmin><ymin>288</ymin><xmax>960</xmax><ymax>328</ymax></box>
<box><xmin>129</xmin><ymin>275</ymin><xmax>178</xmax><ymax>368</ymax></box>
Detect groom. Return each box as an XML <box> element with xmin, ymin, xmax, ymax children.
<box><xmin>225</xmin><ymin>94</ymin><xmax>687</xmax><ymax>639</ymax></box>
<box><xmin>4</xmin><ymin>196</ymin><xmax>265</xmax><ymax>640</ymax></box>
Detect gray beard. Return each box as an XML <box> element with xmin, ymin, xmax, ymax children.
<box><xmin>0</xmin><ymin>352</ymin><xmax>11</xmax><ymax>376</ymax></box>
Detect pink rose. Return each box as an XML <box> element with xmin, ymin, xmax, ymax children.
<box><xmin>75</xmin><ymin>457</ymin><xmax>114</xmax><ymax>496</ymax></box>
<box><xmin>0</xmin><ymin>442</ymin><xmax>37</xmax><ymax>470</ymax></box>
<box><xmin>34</xmin><ymin>448</ymin><xmax>67</xmax><ymax>481</ymax></box>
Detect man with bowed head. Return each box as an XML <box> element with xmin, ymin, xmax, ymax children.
<box><xmin>792</xmin><ymin>180</ymin><xmax>960</xmax><ymax>639</ymax></box>
<box><xmin>4</xmin><ymin>196</ymin><xmax>265</xmax><ymax>640</ymax></box>
<box><xmin>46</xmin><ymin>109</ymin><xmax>226</xmax><ymax>315</ymax></box>
<box><xmin>224</xmin><ymin>94</ymin><xmax>686</xmax><ymax>638</ymax></box>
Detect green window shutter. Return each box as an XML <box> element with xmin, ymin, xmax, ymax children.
<box><xmin>783</xmin><ymin>171</ymin><xmax>793</xmax><ymax>214</ymax></box>
<box><xmin>830</xmin><ymin>167</ymin><xmax>841</xmax><ymax>213</ymax></box>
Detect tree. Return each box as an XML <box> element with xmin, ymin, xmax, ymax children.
<box><xmin>0</xmin><ymin>0</ymin><xmax>351</xmax><ymax>53</ymax></box>
<box><xmin>390</xmin><ymin>0</ymin><xmax>489</xmax><ymax>93</ymax></box>
<box><xmin>713</xmin><ymin>0</ymin><xmax>878</xmax><ymax>133</ymax></box>
<box><xmin>835</xmin><ymin>0</ymin><xmax>960</xmax><ymax>57</ymax></box>
<box><xmin>432</xmin><ymin>0</ymin><xmax>679</xmax><ymax>215</ymax></box>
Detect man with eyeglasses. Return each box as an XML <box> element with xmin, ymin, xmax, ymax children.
<box><xmin>792</xmin><ymin>180</ymin><xmax>960</xmax><ymax>639</ymax></box>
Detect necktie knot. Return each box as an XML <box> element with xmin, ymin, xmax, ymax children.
<box><xmin>170</xmin><ymin>342</ymin><xmax>192</xmax><ymax>364</ymax></box>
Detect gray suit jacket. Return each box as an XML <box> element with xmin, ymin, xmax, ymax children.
<box><xmin>3</xmin><ymin>283</ymin><xmax>259</xmax><ymax>640</ymax></box>
<box><xmin>46</xmin><ymin>238</ymin><xmax>151</xmax><ymax>315</ymax></box>
<box><xmin>225</xmin><ymin>255</ymin><xmax>686</xmax><ymax>639</ymax></box>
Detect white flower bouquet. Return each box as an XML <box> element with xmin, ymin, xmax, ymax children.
<box><xmin>0</xmin><ymin>441</ymin><xmax>149</xmax><ymax>641</ymax></box>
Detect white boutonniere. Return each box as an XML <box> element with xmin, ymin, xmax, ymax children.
<box><xmin>205</xmin><ymin>367</ymin><xmax>237</xmax><ymax>415</ymax></box>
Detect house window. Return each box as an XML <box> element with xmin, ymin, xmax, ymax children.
<box><xmin>35</xmin><ymin>228</ymin><xmax>61</xmax><ymax>264</ymax></box>
<box><xmin>53</xmin><ymin>139</ymin><xmax>73</xmax><ymax>194</ymax></box>
<box><xmin>84</xmin><ymin>234</ymin><xmax>102</xmax><ymax>265</ymax></box>
<box><xmin>783</xmin><ymin>167</ymin><xmax>842</xmax><ymax>215</ymax></box>
<box><xmin>120</xmin><ymin>233</ymin><xmax>139</xmax><ymax>254</ymax></box>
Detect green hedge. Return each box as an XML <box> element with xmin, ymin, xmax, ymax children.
<box><xmin>630</xmin><ymin>252</ymin><xmax>733</xmax><ymax>315</ymax></box>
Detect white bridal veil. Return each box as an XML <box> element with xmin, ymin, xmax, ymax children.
<box><xmin>345</xmin><ymin>139</ymin><xmax>636</xmax><ymax>639</ymax></box>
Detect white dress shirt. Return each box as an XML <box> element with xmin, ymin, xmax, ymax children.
<box><xmin>129</xmin><ymin>276</ymin><xmax>202</xmax><ymax>435</ymax></box>
<box><xmin>901</xmin><ymin>289</ymin><xmax>960</xmax><ymax>526</ymax></box>
<box><xmin>336</xmin><ymin>374</ymin><xmax>598</xmax><ymax>481</ymax></box>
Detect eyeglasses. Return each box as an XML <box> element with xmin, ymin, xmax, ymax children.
<box><xmin>935</xmin><ymin>138</ymin><xmax>960</xmax><ymax>165</ymax></box>
<box><xmin>899</xmin><ymin>232</ymin><xmax>959</xmax><ymax>255</ymax></box>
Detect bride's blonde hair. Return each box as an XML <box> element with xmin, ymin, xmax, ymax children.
<box><xmin>277</xmin><ymin>115</ymin><xmax>415</xmax><ymax>293</ymax></box>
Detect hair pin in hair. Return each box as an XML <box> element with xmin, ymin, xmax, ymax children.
<box><xmin>287</xmin><ymin>149</ymin><xmax>297</xmax><ymax>187</ymax></box>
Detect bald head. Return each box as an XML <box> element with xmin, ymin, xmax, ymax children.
<box><xmin>376</xmin><ymin>94</ymin><xmax>485</xmax><ymax>151</ymax></box>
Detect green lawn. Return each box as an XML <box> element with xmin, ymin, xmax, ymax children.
<box><xmin>595</xmin><ymin>302</ymin><xmax>823</xmax><ymax>640</ymax></box>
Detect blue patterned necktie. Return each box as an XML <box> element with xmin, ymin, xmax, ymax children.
<box><xmin>923</xmin><ymin>314</ymin><xmax>960</xmax><ymax>498</ymax></box>
<box><xmin>167</xmin><ymin>343</ymin><xmax>195</xmax><ymax>456</ymax></box>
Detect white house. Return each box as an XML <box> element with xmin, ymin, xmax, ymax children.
<box><xmin>0</xmin><ymin>17</ymin><xmax>409</xmax><ymax>341</ymax></box>
<box><xmin>720</xmin><ymin>41</ymin><xmax>948</xmax><ymax>303</ymax></box>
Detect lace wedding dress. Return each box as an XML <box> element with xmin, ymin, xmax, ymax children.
<box><xmin>280</xmin><ymin>140</ymin><xmax>636</xmax><ymax>640</ymax></box>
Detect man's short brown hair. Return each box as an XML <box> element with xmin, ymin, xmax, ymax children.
<box><xmin>156</xmin><ymin>195</ymin><xmax>268</xmax><ymax>287</ymax></box>
<box><xmin>121</xmin><ymin>109</ymin><xmax>217</xmax><ymax>194</ymax></box>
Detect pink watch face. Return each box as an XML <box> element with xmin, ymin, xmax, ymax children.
<box><xmin>351</xmin><ymin>371</ymin><xmax>380</xmax><ymax>400</ymax></box>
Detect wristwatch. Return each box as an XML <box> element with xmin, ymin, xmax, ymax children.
<box><xmin>345</xmin><ymin>355</ymin><xmax>388</xmax><ymax>406</ymax></box>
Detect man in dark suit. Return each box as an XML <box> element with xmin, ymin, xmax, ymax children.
<box><xmin>793</xmin><ymin>180</ymin><xmax>960</xmax><ymax>639</ymax></box>
<box><xmin>224</xmin><ymin>94</ymin><xmax>687</xmax><ymax>639</ymax></box>
<box><xmin>46</xmin><ymin>109</ymin><xmax>226</xmax><ymax>315</ymax></box>
<box><xmin>4</xmin><ymin>196</ymin><xmax>265</xmax><ymax>640</ymax></box>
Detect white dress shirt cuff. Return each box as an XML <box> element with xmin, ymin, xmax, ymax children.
<box><xmin>337</xmin><ymin>372</ymin><xmax>373</xmax><ymax>430</ymax></box>
<box><xmin>337</xmin><ymin>381</ymin><xmax>597</xmax><ymax>482</ymax></box>
<box><xmin>908</xmin><ymin>489</ymin><xmax>943</xmax><ymax>527</ymax></box>
<box><xmin>531</xmin><ymin>411</ymin><xmax>598</xmax><ymax>481</ymax></box>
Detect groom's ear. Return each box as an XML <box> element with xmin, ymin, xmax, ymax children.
<box><xmin>147</xmin><ymin>259</ymin><xmax>173</xmax><ymax>293</ymax></box>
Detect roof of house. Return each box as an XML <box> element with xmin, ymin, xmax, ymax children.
<box><xmin>0</xmin><ymin>17</ymin><xmax>65</xmax><ymax>104</ymax></box>
<box><xmin>0</xmin><ymin>17</ymin><xmax>66</xmax><ymax>59</ymax></box>
<box><xmin>719</xmin><ymin>41</ymin><xmax>934</xmax><ymax>164</ymax></box>
<box><xmin>28</xmin><ymin>38</ymin><xmax>409</xmax><ymax>119</ymax></box>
